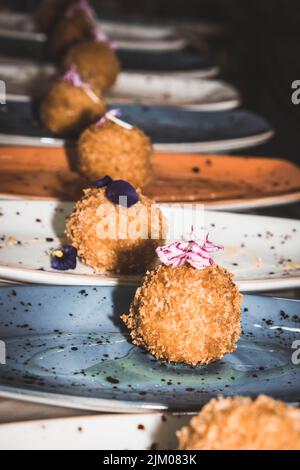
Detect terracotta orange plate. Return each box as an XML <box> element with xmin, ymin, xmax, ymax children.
<box><xmin>0</xmin><ymin>146</ymin><xmax>300</xmax><ymax>210</ymax></box>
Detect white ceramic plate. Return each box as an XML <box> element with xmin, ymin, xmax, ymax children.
<box><xmin>110</xmin><ymin>73</ymin><xmax>240</xmax><ymax>110</ymax></box>
<box><xmin>0</xmin><ymin>413</ymin><xmax>190</xmax><ymax>450</ymax></box>
<box><xmin>0</xmin><ymin>11</ymin><xmax>175</xmax><ymax>39</ymax></box>
<box><xmin>0</xmin><ymin>201</ymin><xmax>299</xmax><ymax>291</ymax></box>
<box><xmin>0</xmin><ymin>61</ymin><xmax>229</xmax><ymax>109</ymax></box>
<box><xmin>0</xmin><ymin>11</ymin><xmax>183</xmax><ymax>51</ymax></box>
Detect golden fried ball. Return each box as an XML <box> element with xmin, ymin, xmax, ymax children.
<box><xmin>61</xmin><ymin>40</ymin><xmax>120</xmax><ymax>92</ymax></box>
<box><xmin>121</xmin><ymin>263</ymin><xmax>242</xmax><ymax>366</ymax></box>
<box><xmin>177</xmin><ymin>395</ymin><xmax>300</xmax><ymax>450</ymax></box>
<box><xmin>35</xmin><ymin>0</ymin><xmax>74</xmax><ymax>33</ymax></box>
<box><xmin>66</xmin><ymin>187</ymin><xmax>166</xmax><ymax>274</ymax></box>
<box><xmin>40</xmin><ymin>80</ymin><xmax>107</xmax><ymax>137</ymax></box>
<box><xmin>49</xmin><ymin>10</ymin><xmax>95</xmax><ymax>57</ymax></box>
<box><xmin>78</xmin><ymin>121</ymin><xmax>153</xmax><ymax>188</ymax></box>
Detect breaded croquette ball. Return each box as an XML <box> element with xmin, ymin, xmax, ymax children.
<box><xmin>49</xmin><ymin>2</ymin><xmax>96</xmax><ymax>57</ymax></box>
<box><xmin>61</xmin><ymin>40</ymin><xmax>120</xmax><ymax>92</ymax></box>
<box><xmin>40</xmin><ymin>79</ymin><xmax>106</xmax><ymax>137</ymax></box>
<box><xmin>121</xmin><ymin>259</ymin><xmax>242</xmax><ymax>366</ymax></box>
<box><xmin>177</xmin><ymin>395</ymin><xmax>300</xmax><ymax>450</ymax></box>
<box><xmin>35</xmin><ymin>0</ymin><xmax>74</xmax><ymax>33</ymax></box>
<box><xmin>78</xmin><ymin>121</ymin><xmax>153</xmax><ymax>188</ymax></box>
<box><xmin>66</xmin><ymin>184</ymin><xmax>166</xmax><ymax>274</ymax></box>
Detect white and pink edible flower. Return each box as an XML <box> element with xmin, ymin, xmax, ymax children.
<box><xmin>93</xmin><ymin>27</ymin><xmax>117</xmax><ymax>49</ymax></box>
<box><xmin>95</xmin><ymin>109</ymin><xmax>133</xmax><ymax>130</ymax></box>
<box><xmin>156</xmin><ymin>234</ymin><xmax>223</xmax><ymax>270</ymax></box>
<box><xmin>62</xmin><ymin>64</ymin><xmax>92</xmax><ymax>89</ymax></box>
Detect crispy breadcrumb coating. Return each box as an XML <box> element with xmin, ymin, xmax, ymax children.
<box><xmin>121</xmin><ymin>263</ymin><xmax>242</xmax><ymax>366</ymax></box>
<box><xmin>66</xmin><ymin>187</ymin><xmax>166</xmax><ymax>273</ymax></box>
<box><xmin>61</xmin><ymin>40</ymin><xmax>120</xmax><ymax>92</ymax></box>
<box><xmin>49</xmin><ymin>10</ymin><xmax>95</xmax><ymax>57</ymax></box>
<box><xmin>78</xmin><ymin>121</ymin><xmax>153</xmax><ymax>188</ymax></box>
<box><xmin>35</xmin><ymin>0</ymin><xmax>74</xmax><ymax>33</ymax></box>
<box><xmin>40</xmin><ymin>80</ymin><xmax>106</xmax><ymax>136</ymax></box>
<box><xmin>177</xmin><ymin>395</ymin><xmax>300</xmax><ymax>450</ymax></box>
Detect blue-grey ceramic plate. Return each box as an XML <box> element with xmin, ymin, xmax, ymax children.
<box><xmin>0</xmin><ymin>99</ymin><xmax>273</xmax><ymax>152</ymax></box>
<box><xmin>0</xmin><ymin>286</ymin><xmax>299</xmax><ymax>412</ymax></box>
<box><xmin>0</xmin><ymin>35</ymin><xmax>215</xmax><ymax>73</ymax></box>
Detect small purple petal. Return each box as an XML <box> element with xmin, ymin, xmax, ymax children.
<box><xmin>95</xmin><ymin>176</ymin><xmax>113</xmax><ymax>188</ymax></box>
<box><xmin>105</xmin><ymin>180</ymin><xmax>139</xmax><ymax>208</ymax></box>
<box><xmin>51</xmin><ymin>246</ymin><xmax>77</xmax><ymax>271</ymax></box>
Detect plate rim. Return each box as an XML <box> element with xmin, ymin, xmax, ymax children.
<box><xmin>1</xmin><ymin>189</ymin><xmax>300</xmax><ymax>211</ymax></box>
<box><xmin>0</xmin><ymin>204</ymin><xmax>299</xmax><ymax>291</ymax></box>
<box><xmin>0</xmin><ymin>130</ymin><xmax>274</xmax><ymax>153</ymax></box>
<box><xmin>0</xmin><ymin>264</ymin><xmax>300</xmax><ymax>291</ymax></box>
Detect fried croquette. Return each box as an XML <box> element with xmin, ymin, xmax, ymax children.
<box><xmin>177</xmin><ymin>395</ymin><xmax>300</xmax><ymax>450</ymax></box>
<box><xmin>40</xmin><ymin>79</ymin><xmax>106</xmax><ymax>136</ymax></box>
<box><xmin>61</xmin><ymin>40</ymin><xmax>120</xmax><ymax>92</ymax></box>
<box><xmin>66</xmin><ymin>187</ymin><xmax>166</xmax><ymax>274</ymax></box>
<box><xmin>121</xmin><ymin>263</ymin><xmax>242</xmax><ymax>366</ymax></box>
<box><xmin>35</xmin><ymin>0</ymin><xmax>74</xmax><ymax>33</ymax></box>
<box><xmin>78</xmin><ymin>121</ymin><xmax>153</xmax><ymax>188</ymax></box>
<box><xmin>49</xmin><ymin>8</ymin><xmax>95</xmax><ymax>57</ymax></box>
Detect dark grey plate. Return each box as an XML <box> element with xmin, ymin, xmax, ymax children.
<box><xmin>0</xmin><ymin>34</ymin><xmax>215</xmax><ymax>73</ymax></box>
<box><xmin>0</xmin><ymin>286</ymin><xmax>299</xmax><ymax>412</ymax></box>
<box><xmin>0</xmin><ymin>99</ymin><xmax>273</xmax><ymax>152</ymax></box>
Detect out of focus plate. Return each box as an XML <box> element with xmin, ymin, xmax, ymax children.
<box><xmin>0</xmin><ymin>60</ymin><xmax>239</xmax><ymax>109</ymax></box>
<box><xmin>0</xmin><ymin>98</ymin><xmax>273</xmax><ymax>153</ymax></box>
<box><xmin>0</xmin><ymin>413</ymin><xmax>190</xmax><ymax>450</ymax></box>
<box><xmin>0</xmin><ymin>149</ymin><xmax>299</xmax><ymax>210</ymax></box>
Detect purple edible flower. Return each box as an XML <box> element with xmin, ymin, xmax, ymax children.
<box><xmin>50</xmin><ymin>246</ymin><xmax>78</xmax><ymax>271</ymax></box>
<box><xmin>105</xmin><ymin>180</ymin><xmax>139</xmax><ymax>208</ymax></box>
<box><xmin>95</xmin><ymin>175</ymin><xmax>113</xmax><ymax>188</ymax></box>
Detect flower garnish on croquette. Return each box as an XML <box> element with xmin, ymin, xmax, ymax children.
<box><xmin>66</xmin><ymin>0</ymin><xmax>94</xmax><ymax>19</ymax></box>
<box><xmin>156</xmin><ymin>234</ymin><xmax>223</xmax><ymax>270</ymax></box>
<box><xmin>105</xmin><ymin>180</ymin><xmax>139</xmax><ymax>208</ymax></box>
<box><xmin>95</xmin><ymin>109</ymin><xmax>133</xmax><ymax>130</ymax></box>
<box><xmin>95</xmin><ymin>175</ymin><xmax>113</xmax><ymax>188</ymax></box>
<box><xmin>94</xmin><ymin>177</ymin><xmax>139</xmax><ymax>208</ymax></box>
<box><xmin>93</xmin><ymin>27</ymin><xmax>116</xmax><ymax>49</ymax></box>
<box><xmin>62</xmin><ymin>64</ymin><xmax>92</xmax><ymax>90</ymax></box>
<box><xmin>50</xmin><ymin>246</ymin><xmax>77</xmax><ymax>271</ymax></box>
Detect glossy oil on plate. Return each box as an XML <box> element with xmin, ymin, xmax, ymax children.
<box><xmin>0</xmin><ymin>286</ymin><xmax>299</xmax><ymax>412</ymax></box>
<box><xmin>0</xmin><ymin>98</ymin><xmax>273</xmax><ymax>153</ymax></box>
<box><xmin>0</xmin><ymin>413</ymin><xmax>191</xmax><ymax>450</ymax></box>
<box><xmin>0</xmin><ymin>201</ymin><xmax>299</xmax><ymax>291</ymax></box>
<box><xmin>1</xmin><ymin>149</ymin><xmax>300</xmax><ymax>210</ymax></box>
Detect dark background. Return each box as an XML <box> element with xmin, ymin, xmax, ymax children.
<box><xmin>1</xmin><ymin>0</ymin><xmax>300</xmax><ymax>163</ymax></box>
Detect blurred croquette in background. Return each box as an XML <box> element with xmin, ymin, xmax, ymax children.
<box><xmin>6</xmin><ymin>0</ymin><xmax>299</xmax><ymax>162</ymax></box>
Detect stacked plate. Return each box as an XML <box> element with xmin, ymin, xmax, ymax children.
<box><xmin>0</xmin><ymin>6</ymin><xmax>300</xmax><ymax>452</ymax></box>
